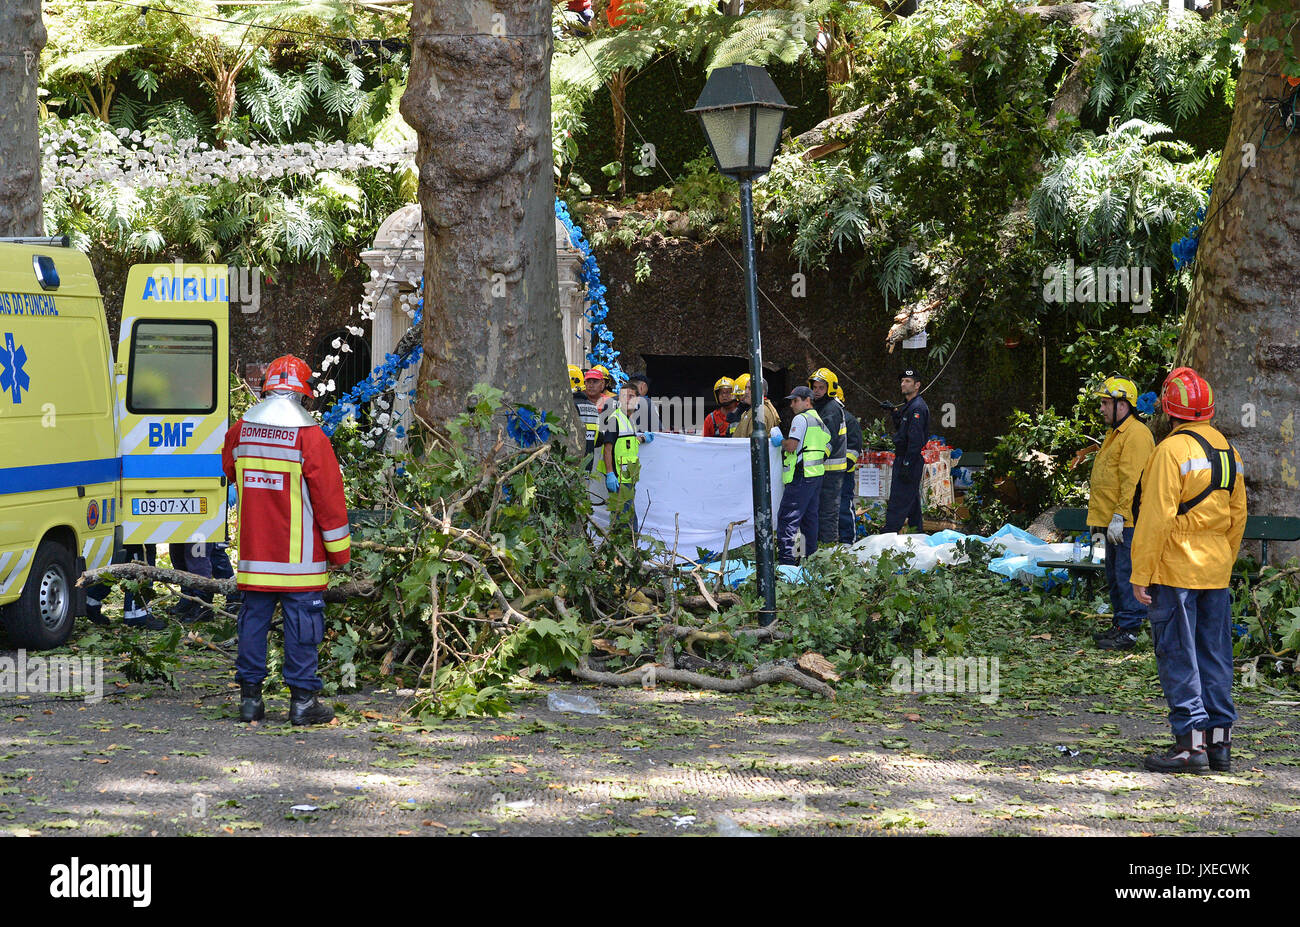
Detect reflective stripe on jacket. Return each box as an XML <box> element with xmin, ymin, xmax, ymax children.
<box><xmin>783</xmin><ymin>410</ymin><xmax>830</xmax><ymax>484</ymax></box>
<box><xmin>574</xmin><ymin>392</ymin><xmax>599</xmax><ymax>460</ymax></box>
<box><xmin>222</xmin><ymin>419</ymin><xmax>351</xmax><ymax>592</ymax></box>
<box><xmin>814</xmin><ymin>396</ymin><xmax>848</xmax><ymax>470</ymax></box>
<box><xmin>844</xmin><ymin>410</ymin><xmax>863</xmax><ymax>471</ymax></box>
<box><xmin>1086</xmin><ymin>413</ymin><xmax>1154</xmax><ymax>527</ymax></box>
<box><xmin>1129</xmin><ymin>421</ymin><xmax>1247</xmax><ymax>589</ymax></box>
<box><xmin>595</xmin><ymin>408</ymin><xmax>640</xmax><ymax>485</ymax></box>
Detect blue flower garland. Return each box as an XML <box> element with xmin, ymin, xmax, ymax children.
<box><xmin>506</xmin><ymin>407</ymin><xmax>550</xmax><ymax>448</ymax></box>
<box><xmin>322</xmin><ymin>287</ymin><xmax>423</xmax><ymax>438</ymax></box>
<box><xmin>1172</xmin><ymin>188</ymin><xmax>1210</xmax><ymax>272</ymax></box>
<box><xmin>555</xmin><ymin>197</ymin><xmax>625</xmax><ymax>385</ymax></box>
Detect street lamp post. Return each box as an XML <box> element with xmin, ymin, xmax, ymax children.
<box><xmin>688</xmin><ymin>64</ymin><xmax>793</xmax><ymax>626</ymax></box>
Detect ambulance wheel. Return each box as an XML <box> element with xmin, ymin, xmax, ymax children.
<box><xmin>3</xmin><ymin>540</ymin><xmax>76</xmax><ymax>651</ymax></box>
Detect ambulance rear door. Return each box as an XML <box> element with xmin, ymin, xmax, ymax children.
<box><xmin>116</xmin><ymin>263</ymin><xmax>229</xmax><ymax>547</ymax></box>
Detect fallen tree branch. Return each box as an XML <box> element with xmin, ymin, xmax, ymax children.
<box><xmin>573</xmin><ymin>656</ymin><xmax>834</xmax><ymax>698</ymax></box>
<box><xmin>691</xmin><ymin>570</ymin><xmax>720</xmax><ymax>613</ymax></box>
<box><xmin>78</xmin><ymin>563</ymin><xmax>374</xmax><ymax>602</ymax></box>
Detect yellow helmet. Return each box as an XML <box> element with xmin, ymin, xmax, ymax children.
<box><xmin>1097</xmin><ymin>376</ymin><xmax>1139</xmax><ymax>406</ymax></box>
<box><xmin>809</xmin><ymin>367</ymin><xmax>839</xmax><ymax>393</ymax></box>
<box><xmin>830</xmin><ymin>381</ymin><xmax>845</xmax><ymax>402</ymax></box>
<box><xmin>592</xmin><ymin>364</ymin><xmax>613</xmax><ymax>383</ymax></box>
<box><xmin>733</xmin><ymin>373</ymin><xmax>751</xmax><ymax>395</ymax></box>
<box><xmin>713</xmin><ymin>376</ymin><xmax>736</xmax><ymax>397</ymax></box>
<box><xmin>568</xmin><ymin>364</ymin><xmax>583</xmax><ymax>391</ymax></box>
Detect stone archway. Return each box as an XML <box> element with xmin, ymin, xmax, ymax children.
<box><xmin>359</xmin><ymin>204</ymin><xmax>589</xmax><ymax>442</ymax></box>
<box><xmin>361</xmin><ymin>205</ymin><xmax>589</xmax><ymax>366</ymax></box>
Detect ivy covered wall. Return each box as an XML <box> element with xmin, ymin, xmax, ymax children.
<box><xmin>572</xmin><ymin>55</ymin><xmax>831</xmax><ymax>196</ymax></box>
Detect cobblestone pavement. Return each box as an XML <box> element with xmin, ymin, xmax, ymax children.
<box><xmin>2</xmin><ymin>647</ymin><xmax>1297</xmax><ymax>837</ymax></box>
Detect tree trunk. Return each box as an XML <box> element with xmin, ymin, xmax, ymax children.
<box><xmin>402</xmin><ymin>0</ymin><xmax>575</xmax><ymax>440</ymax></box>
<box><xmin>610</xmin><ymin>68</ymin><xmax>628</xmax><ymax>198</ymax></box>
<box><xmin>215</xmin><ymin>69</ymin><xmax>238</xmax><ymax>127</ymax></box>
<box><xmin>1178</xmin><ymin>6</ymin><xmax>1300</xmax><ymax>561</ymax></box>
<box><xmin>0</xmin><ymin>0</ymin><xmax>46</xmax><ymax>237</ymax></box>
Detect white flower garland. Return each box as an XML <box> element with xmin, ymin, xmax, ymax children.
<box><xmin>41</xmin><ymin>121</ymin><xmax>415</xmax><ymax>195</ymax></box>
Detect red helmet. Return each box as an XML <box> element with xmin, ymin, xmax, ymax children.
<box><xmin>263</xmin><ymin>355</ymin><xmax>313</xmax><ymax>397</ymax></box>
<box><xmin>1160</xmin><ymin>367</ymin><xmax>1214</xmax><ymax>421</ymax></box>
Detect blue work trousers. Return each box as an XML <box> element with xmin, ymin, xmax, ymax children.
<box><xmin>87</xmin><ymin>544</ymin><xmax>155</xmax><ymax>620</ymax></box>
<box><xmin>236</xmin><ymin>590</ymin><xmax>326</xmax><ymax>691</ymax></box>
<box><xmin>169</xmin><ymin>542</ymin><xmax>213</xmax><ymax>605</ymax></box>
<box><xmin>1102</xmin><ymin>526</ymin><xmax>1145</xmax><ymax>631</ymax></box>
<box><xmin>778</xmin><ymin>472</ymin><xmax>823</xmax><ymax>564</ymax></box>
<box><xmin>1147</xmin><ymin>585</ymin><xmax>1236</xmax><ymax>735</ymax></box>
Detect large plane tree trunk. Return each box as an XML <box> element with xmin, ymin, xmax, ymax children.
<box><xmin>0</xmin><ymin>0</ymin><xmax>46</xmax><ymax>236</ymax></box>
<box><xmin>1177</xmin><ymin>7</ymin><xmax>1300</xmax><ymax>560</ymax></box>
<box><xmin>401</xmin><ymin>0</ymin><xmax>574</xmax><ymax>441</ymax></box>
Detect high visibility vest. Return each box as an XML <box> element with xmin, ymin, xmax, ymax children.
<box><xmin>783</xmin><ymin>410</ymin><xmax>830</xmax><ymax>484</ymax></box>
<box><xmin>574</xmin><ymin>392</ymin><xmax>600</xmax><ymax>463</ymax></box>
<box><xmin>596</xmin><ymin>408</ymin><xmax>640</xmax><ymax>485</ymax></box>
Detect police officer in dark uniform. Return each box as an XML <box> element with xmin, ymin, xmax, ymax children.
<box><xmin>883</xmin><ymin>369</ymin><xmax>930</xmax><ymax>533</ymax></box>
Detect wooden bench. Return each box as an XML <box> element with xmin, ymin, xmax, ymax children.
<box><xmin>1035</xmin><ymin>507</ymin><xmax>1300</xmax><ymax>596</ymax></box>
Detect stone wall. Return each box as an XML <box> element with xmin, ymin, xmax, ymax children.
<box><xmin>91</xmin><ymin>248</ymin><xmax>370</xmax><ymax>388</ymax></box>
<box><xmin>593</xmin><ymin>234</ymin><xmax>1076</xmax><ymax>450</ymax></box>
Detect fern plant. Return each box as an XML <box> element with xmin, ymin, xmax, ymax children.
<box><xmin>1028</xmin><ymin>117</ymin><xmax>1216</xmax><ymax>271</ymax></box>
<box><xmin>1086</xmin><ymin>0</ymin><xmax>1241</xmax><ymax>126</ymax></box>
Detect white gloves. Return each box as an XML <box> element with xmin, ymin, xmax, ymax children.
<box><xmin>1107</xmin><ymin>513</ymin><xmax>1125</xmax><ymax>544</ymax></box>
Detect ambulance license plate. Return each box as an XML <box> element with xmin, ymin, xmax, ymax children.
<box><xmin>132</xmin><ymin>497</ymin><xmax>207</xmax><ymax>516</ymax></box>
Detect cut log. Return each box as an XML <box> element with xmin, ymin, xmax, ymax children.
<box><xmin>573</xmin><ymin>656</ymin><xmax>834</xmax><ymax>698</ymax></box>
<box><xmin>78</xmin><ymin>562</ymin><xmax>374</xmax><ymax>603</ymax></box>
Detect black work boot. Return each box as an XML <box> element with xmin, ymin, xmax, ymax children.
<box><xmin>124</xmin><ymin>612</ymin><xmax>167</xmax><ymax>631</ymax></box>
<box><xmin>1206</xmin><ymin>727</ymin><xmax>1231</xmax><ymax>772</ymax></box>
<box><xmin>1097</xmin><ymin>628</ymin><xmax>1139</xmax><ymax>650</ymax></box>
<box><xmin>239</xmin><ymin>682</ymin><xmax>265</xmax><ymax>722</ymax></box>
<box><xmin>1144</xmin><ymin>729</ymin><xmax>1208</xmax><ymax>774</ymax></box>
<box><xmin>181</xmin><ymin>596</ymin><xmax>214</xmax><ymax>624</ymax></box>
<box><xmin>289</xmin><ymin>687</ymin><xmax>334</xmax><ymax>726</ymax></box>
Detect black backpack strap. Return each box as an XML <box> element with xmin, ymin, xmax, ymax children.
<box><xmin>1176</xmin><ymin>430</ymin><xmax>1237</xmax><ymax>516</ymax></box>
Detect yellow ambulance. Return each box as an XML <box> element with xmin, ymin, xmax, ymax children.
<box><xmin>0</xmin><ymin>239</ymin><xmax>229</xmax><ymax>649</ymax></box>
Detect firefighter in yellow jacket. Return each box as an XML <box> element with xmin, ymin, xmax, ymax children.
<box><xmin>1087</xmin><ymin>376</ymin><xmax>1155</xmax><ymax>650</ymax></box>
<box><xmin>1130</xmin><ymin>367</ymin><xmax>1246</xmax><ymax>774</ymax></box>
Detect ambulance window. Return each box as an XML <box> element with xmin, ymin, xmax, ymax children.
<box><xmin>127</xmin><ymin>320</ymin><xmax>217</xmax><ymax>414</ymax></box>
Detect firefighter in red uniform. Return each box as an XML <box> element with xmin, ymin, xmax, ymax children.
<box><xmin>222</xmin><ymin>356</ymin><xmax>352</xmax><ymax>725</ymax></box>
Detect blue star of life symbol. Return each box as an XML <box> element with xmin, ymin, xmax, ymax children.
<box><xmin>1</xmin><ymin>333</ymin><xmax>30</xmax><ymax>404</ymax></box>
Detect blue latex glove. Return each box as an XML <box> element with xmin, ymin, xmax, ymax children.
<box><xmin>770</xmin><ymin>433</ymin><xmax>783</xmax><ymax>449</ymax></box>
<box><xmin>604</xmin><ymin>472</ymin><xmax>619</xmax><ymax>493</ymax></box>
<box><xmin>640</xmin><ymin>432</ymin><xmax>654</xmax><ymax>443</ymax></box>
<box><xmin>227</xmin><ymin>484</ymin><xmax>238</xmax><ymax>509</ymax></box>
